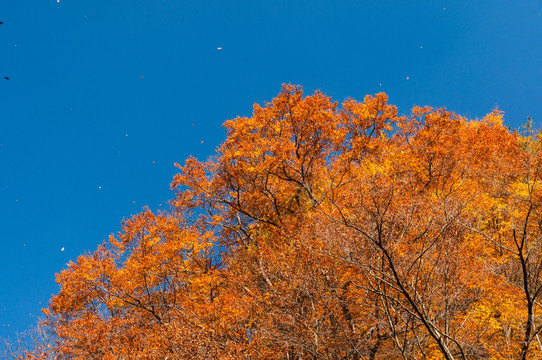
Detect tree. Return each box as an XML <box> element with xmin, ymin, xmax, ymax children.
<box><xmin>25</xmin><ymin>85</ymin><xmax>542</xmax><ymax>359</ymax></box>
<box><xmin>461</xmin><ymin>120</ymin><xmax>542</xmax><ymax>360</ymax></box>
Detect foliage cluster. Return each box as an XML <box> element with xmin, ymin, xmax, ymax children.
<box><xmin>19</xmin><ymin>85</ymin><xmax>542</xmax><ymax>359</ymax></box>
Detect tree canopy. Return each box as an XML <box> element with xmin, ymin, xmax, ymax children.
<box><xmin>22</xmin><ymin>85</ymin><xmax>542</xmax><ymax>359</ymax></box>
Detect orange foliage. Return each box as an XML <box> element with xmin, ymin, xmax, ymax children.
<box><xmin>28</xmin><ymin>85</ymin><xmax>542</xmax><ymax>359</ymax></box>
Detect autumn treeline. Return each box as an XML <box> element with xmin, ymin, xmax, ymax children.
<box><xmin>21</xmin><ymin>85</ymin><xmax>542</xmax><ymax>359</ymax></box>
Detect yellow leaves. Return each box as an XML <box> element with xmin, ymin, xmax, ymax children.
<box><xmin>148</xmin><ymin>236</ymin><xmax>161</xmax><ymax>247</ymax></box>
<box><xmin>105</xmin><ymin>296</ymin><xmax>124</xmax><ymax>309</ymax></box>
<box><xmin>470</xmin><ymin>303</ymin><xmax>503</xmax><ymax>330</ymax></box>
<box><xmin>481</xmin><ymin>108</ymin><xmax>504</xmax><ymax>126</ymax></box>
<box><xmin>509</xmin><ymin>179</ymin><xmax>533</xmax><ymax>199</ymax></box>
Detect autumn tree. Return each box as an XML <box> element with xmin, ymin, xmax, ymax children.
<box><xmin>25</xmin><ymin>85</ymin><xmax>542</xmax><ymax>359</ymax></box>
<box><xmin>461</xmin><ymin>121</ymin><xmax>542</xmax><ymax>360</ymax></box>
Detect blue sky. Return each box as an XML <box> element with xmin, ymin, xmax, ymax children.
<box><xmin>0</xmin><ymin>0</ymin><xmax>541</xmax><ymax>339</ymax></box>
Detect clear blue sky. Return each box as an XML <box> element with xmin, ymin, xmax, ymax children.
<box><xmin>0</xmin><ymin>0</ymin><xmax>541</xmax><ymax>339</ymax></box>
